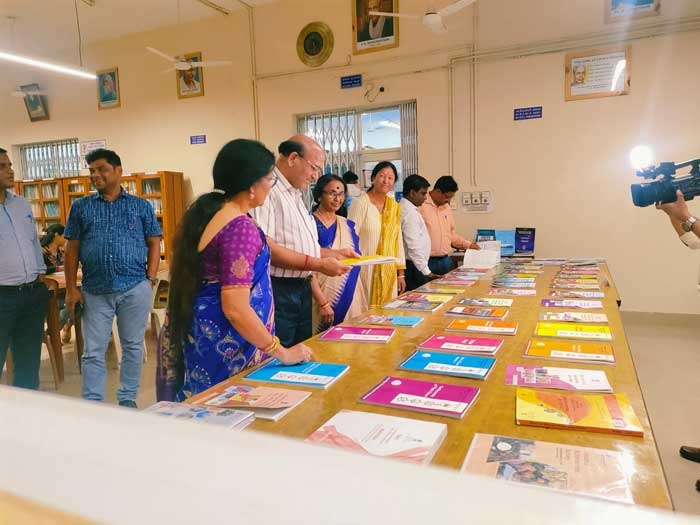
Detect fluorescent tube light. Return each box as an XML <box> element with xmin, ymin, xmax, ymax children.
<box><xmin>0</xmin><ymin>51</ymin><xmax>96</xmax><ymax>79</ymax></box>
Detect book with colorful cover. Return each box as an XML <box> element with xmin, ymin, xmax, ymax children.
<box><xmin>432</xmin><ymin>278</ymin><xmax>477</xmax><ymax>287</ymax></box>
<box><xmin>504</xmin><ymin>365</ymin><xmax>612</xmax><ymax>392</ymax></box>
<box><xmin>514</xmin><ymin>227</ymin><xmax>536</xmax><ymax>256</ymax></box>
<box><xmin>551</xmin><ymin>282</ymin><xmax>601</xmax><ymax>290</ymax></box>
<box><xmin>339</xmin><ymin>255</ymin><xmax>397</xmax><ymax>266</ymax></box>
<box><xmin>306</xmin><ymin>409</ymin><xmax>447</xmax><ymax>465</ymax></box>
<box><xmin>399</xmin><ymin>293</ymin><xmax>453</xmax><ymax>303</ymax></box>
<box><xmin>488</xmin><ymin>288</ymin><xmax>537</xmax><ymax>296</ymax></box>
<box><xmin>446</xmin><ymin>318</ymin><xmax>518</xmax><ymax>336</ymax></box>
<box><xmin>400</xmin><ymin>351</ymin><xmax>496</xmax><ymax>380</ymax></box>
<box><xmin>492</xmin><ymin>275</ymin><xmax>536</xmax><ymax>282</ymax></box>
<box><xmin>495</xmin><ymin>229</ymin><xmax>516</xmax><ymax>257</ymax></box>
<box><xmin>524</xmin><ymin>338</ymin><xmax>615</xmax><ymax>365</ymax></box>
<box><xmin>461</xmin><ymin>434</ymin><xmax>633</xmax><ymax>504</ymax></box>
<box><xmin>382</xmin><ymin>299</ymin><xmax>444</xmax><ymax>312</ymax></box>
<box><xmin>541</xmin><ymin>299</ymin><xmax>603</xmax><ymax>309</ymax></box>
<box><xmin>457</xmin><ymin>297</ymin><xmax>514</xmax><ymax>307</ymax></box>
<box><xmin>244</xmin><ymin>359</ymin><xmax>349</xmax><ymax>389</ymax></box>
<box><xmin>319</xmin><ymin>325</ymin><xmax>395</xmax><ymax>344</ymax></box>
<box><xmin>475</xmin><ymin>228</ymin><xmax>496</xmax><ymax>242</ymax></box>
<box><xmin>197</xmin><ymin>384</ymin><xmax>311</xmax><ymax>421</ymax></box>
<box><xmin>413</xmin><ymin>285</ymin><xmax>466</xmax><ymax>294</ymax></box>
<box><xmin>556</xmin><ymin>273</ymin><xmax>599</xmax><ymax>280</ymax></box>
<box><xmin>549</xmin><ymin>290</ymin><xmax>605</xmax><ymax>299</ymax></box>
<box><xmin>491</xmin><ymin>280</ymin><xmax>536</xmax><ymax>289</ymax></box>
<box><xmin>515</xmin><ymin>388</ymin><xmax>643</xmax><ymax>437</ymax></box>
<box><xmin>417</xmin><ymin>334</ymin><xmax>503</xmax><ymax>355</ymax></box>
<box><xmin>445</xmin><ymin>305</ymin><xmax>509</xmax><ymax>320</ymax></box>
<box><xmin>539</xmin><ymin>312</ymin><xmax>609</xmax><ymax>324</ymax></box>
<box><xmin>144</xmin><ymin>401</ymin><xmax>255</xmax><ymax>430</ymax></box>
<box><xmin>354</xmin><ymin>314</ymin><xmax>424</xmax><ymax>327</ymax></box>
<box><xmin>534</xmin><ymin>322</ymin><xmax>612</xmax><ymax>341</ymax></box>
<box><xmin>360</xmin><ymin>376</ymin><xmax>480</xmax><ymax>419</ymax></box>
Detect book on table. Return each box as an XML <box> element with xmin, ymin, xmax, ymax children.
<box><xmin>534</xmin><ymin>321</ymin><xmax>612</xmax><ymax>341</ymax></box>
<box><xmin>495</xmin><ymin>229</ymin><xmax>516</xmax><ymax>257</ymax></box>
<box><xmin>504</xmin><ymin>364</ymin><xmax>612</xmax><ymax>392</ymax></box>
<box><xmin>353</xmin><ymin>314</ymin><xmax>424</xmax><ymax>327</ymax></box>
<box><xmin>550</xmin><ymin>282</ymin><xmax>601</xmax><ymax>290</ymax></box>
<box><xmin>417</xmin><ymin>334</ymin><xmax>503</xmax><ymax>355</ymax></box>
<box><xmin>538</xmin><ymin>311</ymin><xmax>609</xmax><ymax>324</ymax></box>
<box><xmin>461</xmin><ymin>433</ymin><xmax>633</xmax><ymax>504</ymax></box>
<box><xmin>540</xmin><ymin>298</ymin><xmax>603</xmax><ymax>309</ymax></box>
<box><xmin>488</xmin><ymin>288</ymin><xmax>537</xmax><ymax>296</ymax></box>
<box><xmin>549</xmin><ymin>290</ymin><xmax>605</xmax><ymax>299</ymax></box>
<box><xmin>515</xmin><ymin>387</ymin><xmax>643</xmax><ymax>437</ymax></box>
<box><xmin>413</xmin><ymin>285</ymin><xmax>467</xmax><ymax>294</ymax></box>
<box><xmin>144</xmin><ymin>401</ymin><xmax>255</xmax><ymax>430</ymax></box>
<box><xmin>360</xmin><ymin>375</ymin><xmax>480</xmax><ymax>419</ymax></box>
<box><xmin>382</xmin><ymin>299</ymin><xmax>445</xmax><ymax>312</ymax></box>
<box><xmin>491</xmin><ymin>279</ymin><xmax>536</xmax><ymax>289</ymax></box>
<box><xmin>306</xmin><ymin>409</ymin><xmax>447</xmax><ymax>465</ymax></box>
<box><xmin>194</xmin><ymin>384</ymin><xmax>312</xmax><ymax>422</ymax></box>
<box><xmin>524</xmin><ymin>338</ymin><xmax>615</xmax><ymax>365</ymax></box>
<box><xmin>457</xmin><ymin>297</ymin><xmax>514</xmax><ymax>307</ymax></box>
<box><xmin>514</xmin><ymin>227</ymin><xmax>536</xmax><ymax>256</ymax></box>
<box><xmin>399</xmin><ymin>350</ymin><xmax>496</xmax><ymax>380</ymax></box>
<box><xmin>318</xmin><ymin>325</ymin><xmax>395</xmax><ymax>343</ymax></box>
<box><xmin>445</xmin><ymin>318</ymin><xmax>518</xmax><ymax>336</ymax></box>
<box><xmin>431</xmin><ymin>278</ymin><xmax>477</xmax><ymax>287</ymax></box>
<box><xmin>244</xmin><ymin>359</ymin><xmax>349</xmax><ymax>389</ymax></box>
<box><xmin>555</xmin><ymin>272</ymin><xmax>599</xmax><ymax>280</ymax></box>
<box><xmin>445</xmin><ymin>305</ymin><xmax>509</xmax><ymax>320</ymax></box>
<box><xmin>399</xmin><ymin>292</ymin><xmax>453</xmax><ymax>303</ymax></box>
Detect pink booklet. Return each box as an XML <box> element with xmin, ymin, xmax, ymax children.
<box><xmin>360</xmin><ymin>376</ymin><xmax>480</xmax><ymax>419</ymax></box>
<box><xmin>417</xmin><ymin>334</ymin><xmax>503</xmax><ymax>355</ymax></box>
<box><xmin>318</xmin><ymin>325</ymin><xmax>395</xmax><ymax>344</ymax></box>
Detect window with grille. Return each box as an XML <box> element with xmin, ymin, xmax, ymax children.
<box><xmin>18</xmin><ymin>138</ymin><xmax>81</xmax><ymax>181</ymax></box>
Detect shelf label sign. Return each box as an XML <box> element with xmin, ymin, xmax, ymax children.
<box><xmin>190</xmin><ymin>134</ymin><xmax>207</xmax><ymax>145</ymax></box>
<box><xmin>514</xmin><ymin>106</ymin><xmax>543</xmax><ymax>121</ymax></box>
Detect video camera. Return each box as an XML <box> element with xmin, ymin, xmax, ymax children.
<box><xmin>631</xmin><ymin>158</ymin><xmax>700</xmax><ymax>207</ymax></box>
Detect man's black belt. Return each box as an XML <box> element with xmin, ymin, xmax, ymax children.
<box><xmin>0</xmin><ymin>279</ymin><xmax>43</xmax><ymax>291</ymax></box>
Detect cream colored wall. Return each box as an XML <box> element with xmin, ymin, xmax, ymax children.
<box><xmin>0</xmin><ymin>13</ymin><xmax>255</xmax><ymax>199</ymax></box>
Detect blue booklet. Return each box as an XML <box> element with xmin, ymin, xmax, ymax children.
<box><xmin>398</xmin><ymin>351</ymin><xmax>496</xmax><ymax>380</ymax></box>
<box><xmin>515</xmin><ymin>227</ymin><xmax>536</xmax><ymax>256</ymax></box>
<box><xmin>244</xmin><ymin>359</ymin><xmax>349</xmax><ymax>389</ymax></box>
<box><xmin>495</xmin><ymin>230</ymin><xmax>516</xmax><ymax>257</ymax></box>
<box><xmin>475</xmin><ymin>228</ymin><xmax>496</xmax><ymax>242</ymax></box>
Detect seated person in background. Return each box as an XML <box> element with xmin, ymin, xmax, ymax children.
<box><xmin>157</xmin><ymin>139</ymin><xmax>313</xmax><ymax>401</ymax></box>
<box><xmin>342</xmin><ymin>170</ymin><xmax>362</xmax><ymax>212</ymax></box>
<box><xmin>348</xmin><ymin>161</ymin><xmax>406</xmax><ymax>307</ymax></box>
<box><xmin>311</xmin><ymin>174</ymin><xmax>367</xmax><ymax>333</ymax></box>
<box><xmin>400</xmin><ymin>174</ymin><xmax>437</xmax><ymax>291</ymax></box>
<box><xmin>40</xmin><ymin>223</ymin><xmax>72</xmax><ymax>341</ymax></box>
<box><xmin>419</xmin><ymin>175</ymin><xmax>479</xmax><ymax>276</ymax></box>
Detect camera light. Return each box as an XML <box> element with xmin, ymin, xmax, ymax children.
<box><xmin>629</xmin><ymin>145</ymin><xmax>654</xmax><ymax>171</ymax></box>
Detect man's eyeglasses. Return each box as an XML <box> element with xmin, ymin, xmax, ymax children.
<box><xmin>299</xmin><ymin>155</ymin><xmax>324</xmax><ymax>176</ymax></box>
<box><xmin>266</xmin><ymin>172</ymin><xmax>278</xmax><ymax>187</ymax></box>
<box><xmin>323</xmin><ymin>190</ymin><xmax>345</xmax><ymax>199</ymax></box>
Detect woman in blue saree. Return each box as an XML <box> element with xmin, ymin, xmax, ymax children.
<box><xmin>311</xmin><ymin>174</ymin><xmax>367</xmax><ymax>333</ymax></box>
<box><xmin>157</xmin><ymin>139</ymin><xmax>313</xmax><ymax>401</ymax></box>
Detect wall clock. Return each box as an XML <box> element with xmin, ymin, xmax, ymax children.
<box><xmin>296</xmin><ymin>22</ymin><xmax>334</xmax><ymax>67</ymax></box>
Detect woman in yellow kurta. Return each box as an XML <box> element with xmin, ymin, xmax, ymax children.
<box><xmin>348</xmin><ymin>161</ymin><xmax>406</xmax><ymax>307</ymax></box>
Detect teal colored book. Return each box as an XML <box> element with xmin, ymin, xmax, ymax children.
<box><xmin>495</xmin><ymin>230</ymin><xmax>516</xmax><ymax>257</ymax></box>
<box><xmin>245</xmin><ymin>359</ymin><xmax>349</xmax><ymax>389</ymax></box>
<box><xmin>399</xmin><ymin>351</ymin><xmax>496</xmax><ymax>380</ymax></box>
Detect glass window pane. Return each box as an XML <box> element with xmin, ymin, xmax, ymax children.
<box><xmin>361</xmin><ymin>108</ymin><xmax>401</xmax><ymax>150</ymax></box>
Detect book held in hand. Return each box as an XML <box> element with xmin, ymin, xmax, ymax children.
<box><xmin>534</xmin><ymin>321</ymin><xmax>612</xmax><ymax>341</ymax></box>
<box><xmin>339</xmin><ymin>255</ymin><xmax>397</xmax><ymax>266</ymax></box>
<box><xmin>244</xmin><ymin>359</ymin><xmax>349</xmax><ymax>389</ymax></box>
<box><xmin>319</xmin><ymin>325</ymin><xmax>395</xmax><ymax>343</ymax></box>
<box><xmin>504</xmin><ymin>364</ymin><xmax>611</xmax><ymax>392</ymax></box>
<box><xmin>196</xmin><ymin>384</ymin><xmax>311</xmax><ymax>422</ymax></box>
<box><xmin>306</xmin><ymin>409</ymin><xmax>447</xmax><ymax>465</ymax></box>
<box><xmin>515</xmin><ymin>388</ymin><xmax>643</xmax><ymax>437</ymax></box>
<box><xmin>417</xmin><ymin>334</ymin><xmax>503</xmax><ymax>355</ymax></box>
<box><xmin>461</xmin><ymin>433</ymin><xmax>633</xmax><ymax>504</ymax></box>
<box><xmin>354</xmin><ymin>314</ymin><xmax>424</xmax><ymax>327</ymax></box>
<box><xmin>446</xmin><ymin>318</ymin><xmax>518</xmax><ymax>336</ymax></box>
<box><xmin>360</xmin><ymin>376</ymin><xmax>480</xmax><ymax>419</ymax></box>
<box><xmin>144</xmin><ymin>401</ymin><xmax>255</xmax><ymax>430</ymax></box>
<box><xmin>524</xmin><ymin>338</ymin><xmax>615</xmax><ymax>364</ymax></box>
<box><xmin>400</xmin><ymin>351</ymin><xmax>496</xmax><ymax>380</ymax></box>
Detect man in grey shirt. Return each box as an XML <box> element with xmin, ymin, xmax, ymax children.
<box><xmin>0</xmin><ymin>147</ymin><xmax>49</xmax><ymax>389</ymax></box>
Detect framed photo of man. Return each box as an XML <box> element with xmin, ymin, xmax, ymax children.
<box><xmin>564</xmin><ymin>47</ymin><xmax>630</xmax><ymax>102</ymax></box>
<box><xmin>176</xmin><ymin>52</ymin><xmax>204</xmax><ymax>99</ymax></box>
<box><xmin>20</xmin><ymin>84</ymin><xmax>49</xmax><ymax>122</ymax></box>
<box><xmin>97</xmin><ymin>68</ymin><xmax>121</xmax><ymax>110</ymax></box>
<box><xmin>605</xmin><ymin>0</ymin><xmax>660</xmax><ymax>24</ymax></box>
<box><xmin>352</xmin><ymin>0</ymin><xmax>399</xmax><ymax>55</ymax></box>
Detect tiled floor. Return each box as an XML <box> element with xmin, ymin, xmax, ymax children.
<box><xmin>5</xmin><ymin>312</ymin><xmax>700</xmax><ymax>515</ymax></box>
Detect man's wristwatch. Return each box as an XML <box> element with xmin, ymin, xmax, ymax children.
<box><xmin>147</xmin><ymin>276</ymin><xmax>158</xmax><ymax>285</ymax></box>
<box><xmin>681</xmin><ymin>216</ymin><xmax>698</xmax><ymax>232</ymax></box>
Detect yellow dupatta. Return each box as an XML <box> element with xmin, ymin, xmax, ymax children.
<box><xmin>369</xmin><ymin>196</ymin><xmax>401</xmax><ymax>307</ymax></box>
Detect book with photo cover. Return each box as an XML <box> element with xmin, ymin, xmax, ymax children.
<box><xmin>196</xmin><ymin>384</ymin><xmax>311</xmax><ymax>422</ymax></box>
<box><xmin>461</xmin><ymin>433</ymin><xmax>633</xmax><ymax>504</ymax></box>
<box><xmin>400</xmin><ymin>350</ymin><xmax>496</xmax><ymax>380</ymax></box>
<box><xmin>318</xmin><ymin>325</ymin><xmax>395</xmax><ymax>344</ymax></box>
<box><xmin>504</xmin><ymin>364</ymin><xmax>612</xmax><ymax>392</ymax></box>
<box><xmin>244</xmin><ymin>359</ymin><xmax>349</xmax><ymax>389</ymax></box>
<box><xmin>306</xmin><ymin>409</ymin><xmax>447</xmax><ymax>465</ymax></box>
<box><xmin>144</xmin><ymin>401</ymin><xmax>255</xmax><ymax>430</ymax></box>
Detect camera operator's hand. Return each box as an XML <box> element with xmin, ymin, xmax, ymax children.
<box><xmin>656</xmin><ymin>190</ymin><xmax>691</xmax><ymax>222</ymax></box>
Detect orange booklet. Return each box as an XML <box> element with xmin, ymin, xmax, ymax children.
<box><xmin>445</xmin><ymin>318</ymin><xmax>518</xmax><ymax>335</ymax></box>
<box><xmin>534</xmin><ymin>321</ymin><xmax>612</xmax><ymax>341</ymax></box>
<box><xmin>524</xmin><ymin>338</ymin><xmax>615</xmax><ymax>364</ymax></box>
<box><xmin>515</xmin><ymin>388</ymin><xmax>643</xmax><ymax>437</ymax></box>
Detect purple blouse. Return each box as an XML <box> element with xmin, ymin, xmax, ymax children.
<box><xmin>200</xmin><ymin>215</ymin><xmax>263</xmax><ymax>286</ymax></box>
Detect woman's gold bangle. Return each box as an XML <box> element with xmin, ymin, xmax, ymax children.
<box><xmin>263</xmin><ymin>336</ymin><xmax>280</xmax><ymax>355</ymax></box>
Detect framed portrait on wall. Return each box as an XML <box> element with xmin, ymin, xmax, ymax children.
<box><xmin>97</xmin><ymin>68</ymin><xmax>121</xmax><ymax>110</ymax></box>
<box><xmin>564</xmin><ymin>47</ymin><xmax>630</xmax><ymax>102</ymax></box>
<box><xmin>20</xmin><ymin>84</ymin><xmax>49</xmax><ymax>122</ymax></box>
<box><xmin>352</xmin><ymin>0</ymin><xmax>399</xmax><ymax>55</ymax></box>
<box><xmin>176</xmin><ymin>52</ymin><xmax>204</xmax><ymax>99</ymax></box>
<box><xmin>605</xmin><ymin>0</ymin><xmax>660</xmax><ymax>24</ymax></box>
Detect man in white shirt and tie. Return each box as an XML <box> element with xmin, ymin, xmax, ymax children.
<box><xmin>400</xmin><ymin>174</ymin><xmax>437</xmax><ymax>291</ymax></box>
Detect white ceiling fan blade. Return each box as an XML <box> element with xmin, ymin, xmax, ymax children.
<box><xmin>196</xmin><ymin>60</ymin><xmax>232</xmax><ymax>68</ymax></box>
<box><xmin>438</xmin><ymin>0</ymin><xmax>476</xmax><ymax>18</ymax></box>
<box><xmin>369</xmin><ymin>10</ymin><xmax>420</xmax><ymax>19</ymax></box>
<box><xmin>161</xmin><ymin>67</ymin><xmax>176</xmax><ymax>73</ymax></box>
<box><xmin>146</xmin><ymin>46</ymin><xmax>177</xmax><ymax>63</ymax></box>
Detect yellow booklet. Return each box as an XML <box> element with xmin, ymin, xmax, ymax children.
<box><xmin>524</xmin><ymin>338</ymin><xmax>615</xmax><ymax>364</ymax></box>
<box><xmin>339</xmin><ymin>255</ymin><xmax>397</xmax><ymax>266</ymax></box>
<box><xmin>534</xmin><ymin>322</ymin><xmax>612</xmax><ymax>341</ymax></box>
<box><xmin>515</xmin><ymin>388</ymin><xmax>643</xmax><ymax>437</ymax></box>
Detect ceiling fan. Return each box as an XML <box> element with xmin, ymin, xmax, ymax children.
<box><xmin>10</xmin><ymin>87</ymin><xmax>49</xmax><ymax>98</ymax></box>
<box><xmin>370</xmin><ymin>0</ymin><xmax>476</xmax><ymax>34</ymax></box>
<box><xmin>145</xmin><ymin>46</ymin><xmax>232</xmax><ymax>71</ymax></box>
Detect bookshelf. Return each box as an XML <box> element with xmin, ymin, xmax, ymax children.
<box><xmin>17</xmin><ymin>171</ymin><xmax>184</xmax><ymax>260</ymax></box>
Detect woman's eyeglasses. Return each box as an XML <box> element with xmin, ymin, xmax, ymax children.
<box><xmin>323</xmin><ymin>191</ymin><xmax>345</xmax><ymax>199</ymax></box>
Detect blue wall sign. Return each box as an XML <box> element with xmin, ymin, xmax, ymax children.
<box><xmin>190</xmin><ymin>134</ymin><xmax>207</xmax><ymax>145</ymax></box>
<box><xmin>514</xmin><ymin>106</ymin><xmax>543</xmax><ymax>121</ymax></box>
<box><xmin>340</xmin><ymin>74</ymin><xmax>362</xmax><ymax>89</ymax></box>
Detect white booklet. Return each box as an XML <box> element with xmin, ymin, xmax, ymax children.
<box><xmin>463</xmin><ymin>249</ymin><xmax>500</xmax><ymax>269</ymax></box>
<box><xmin>144</xmin><ymin>401</ymin><xmax>255</xmax><ymax>430</ymax></box>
